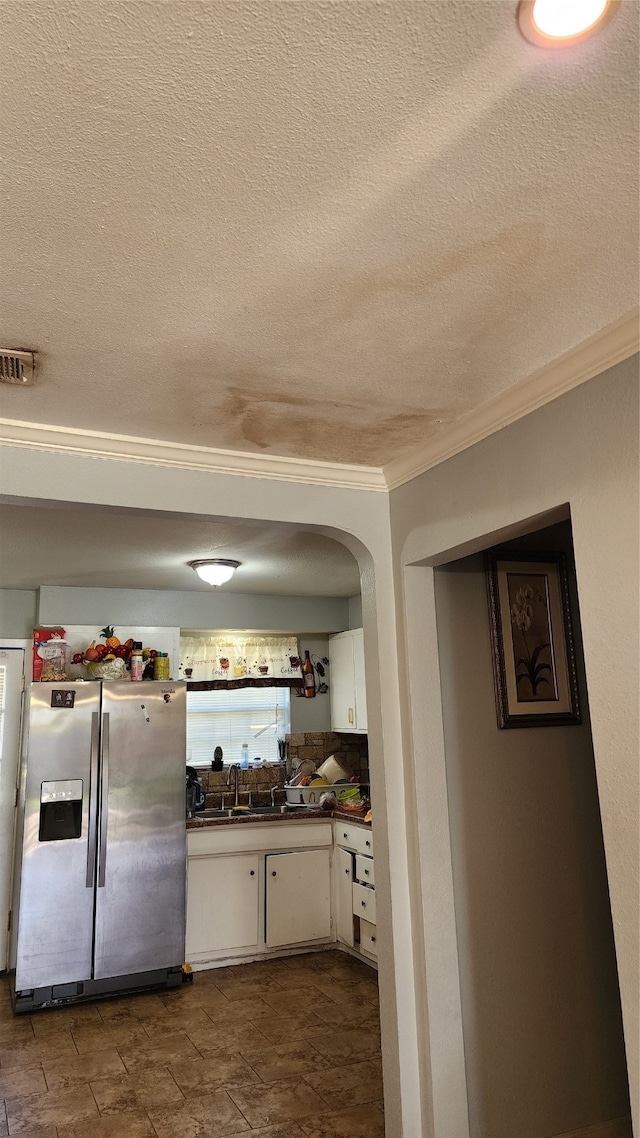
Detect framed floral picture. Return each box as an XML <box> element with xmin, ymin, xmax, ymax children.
<box><xmin>485</xmin><ymin>549</ymin><xmax>581</xmax><ymax>729</ymax></box>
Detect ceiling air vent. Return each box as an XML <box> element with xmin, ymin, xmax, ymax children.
<box><xmin>0</xmin><ymin>349</ymin><xmax>35</xmax><ymax>385</ymax></box>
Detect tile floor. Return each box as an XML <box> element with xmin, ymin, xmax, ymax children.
<box><xmin>0</xmin><ymin>951</ymin><xmax>384</xmax><ymax>1137</ymax></box>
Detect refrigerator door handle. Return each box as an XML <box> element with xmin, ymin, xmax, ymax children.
<box><xmin>98</xmin><ymin>712</ymin><xmax>110</xmax><ymax>888</ymax></box>
<box><xmin>86</xmin><ymin>712</ymin><xmax>100</xmax><ymax>888</ymax></box>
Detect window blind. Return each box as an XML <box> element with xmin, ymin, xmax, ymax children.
<box><xmin>186</xmin><ymin>686</ymin><xmax>290</xmax><ymax>767</ymax></box>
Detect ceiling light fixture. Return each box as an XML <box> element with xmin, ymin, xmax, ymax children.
<box><xmin>188</xmin><ymin>559</ymin><xmax>240</xmax><ymax>587</ymax></box>
<box><xmin>518</xmin><ymin>0</ymin><xmax>618</xmax><ymax>46</ymax></box>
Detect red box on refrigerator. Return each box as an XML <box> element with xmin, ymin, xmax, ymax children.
<box><xmin>32</xmin><ymin>628</ymin><xmax>67</xmax><ymax>681</ymax></box>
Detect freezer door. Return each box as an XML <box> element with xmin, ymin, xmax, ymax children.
<box><xmin>93</xmin><ymin>682</ymin><xmax>186</xmax><ymax>979</ymax></box>
<box><xmin>15</xmin><ymin>683</ymin><xmax>100</xmax><ymax>990</ymax></box>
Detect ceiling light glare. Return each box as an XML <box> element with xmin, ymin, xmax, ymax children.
<box><xmin>188</xmin><ymin>559</ymin><xmax>240</xmax><ymax>587</ymax></box>
<box><xmin>518</xmin><ymin>0</ymin><xmax>618</xmax><ymax>46</ymax></box>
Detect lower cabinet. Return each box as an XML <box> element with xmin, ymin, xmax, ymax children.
<box><xmin>359</xmin><ymin>918</ymin><xmax>378</xmax><ymax>958</ymax></box>
<box><xmin>265</xmin><ymin>850</ymin><xmax>331</xmax><ymax>948</ymax></box>
<box><xmin>334</xmin><ymin>845</ymin><xmax>355</xmax><ymax>948</ymax></box>
<box><xmin>185</xmin><ymin>819</ymin><xmax>375</xmax><ymax>968</ymax></box>
<box><xmin>186</xmin><ymin>853</ymin><xmax>259</xmax><ymax>958</ymax></box>
<box><xmin>335</xmin><ymin>823</ymin><xmax>377</xmax><ymax>963</ymax></box>
<box><xmin>186</xmin><ymin>821</ymin><xmax>334</xmax><ymax>966</ymax></box>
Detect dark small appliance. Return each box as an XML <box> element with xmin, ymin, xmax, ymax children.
<box><xmin>186</xmin><ymin>766</ymin><xmax>205</xmax><ymax>817</ymax></box>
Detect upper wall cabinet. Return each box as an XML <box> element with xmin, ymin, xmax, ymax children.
<box><xmin>329</xmin><ymin>628</ymin><xmax>367</xmax><ymax>734</ymax></box>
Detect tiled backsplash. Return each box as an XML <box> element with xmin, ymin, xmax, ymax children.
<box><xmin>197</xmin><ymin>731</ymin><xmax>369</xmax><ymax>808</ymax></box>
<box><xmin>286</xmin><ymin>731</ymin><xmax>369</xmax><ymax>783</ymax></box>
<box><xmin>200</xmin><ymin>764</ymin><xmax>286</xmax><ymax>808</ymax></box>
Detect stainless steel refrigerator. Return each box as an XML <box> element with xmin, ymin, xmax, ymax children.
<box><xmin>11</xmin><ymin>680</ymin><xmax>186</xmax><ymax>1012</ymax></box>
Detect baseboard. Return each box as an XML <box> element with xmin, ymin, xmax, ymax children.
<box><xmin>550</xmin><ymin>1117</ymin><xmax>632</xmax><ymax>1138</ymax></box>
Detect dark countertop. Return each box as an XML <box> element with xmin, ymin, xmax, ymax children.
<box><xmin>186</xmin><ymin>808</ymin><xmax>372</xmax><ymax>830</ymax></box>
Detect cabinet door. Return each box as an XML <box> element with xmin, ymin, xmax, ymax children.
<box><xmin>334</xmin><ymin>846</ymin><xmax>355</xmax><ymax>947</ymax></box>
<box><xmin>329</xmin><ymin>633</ymin><xmax>356</xmax><ymax>731</ymax></box>
<box><xmin>352</xmin><ymin>628</ymin><xmax>368</xmax><ymax>731</ymax></box>
<box><xmin>265</xmin><ymin>850</ymin><xmax>331</xmax><ymax>948</ymax></box>
<box><xmin>186</xmin><ymin>853</ymin><xmax>259</xmax><ymax>957</ymax></box>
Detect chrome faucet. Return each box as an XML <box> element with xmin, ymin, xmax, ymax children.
<box><xmin>226</xmin><ymin>764</ymin><xmax>241</xmax><ymax>807</ymax></box>
<box><xmin>270</xmin><ymin>785</ymin><xmax>279</xmax><ymax>806</ymax></box>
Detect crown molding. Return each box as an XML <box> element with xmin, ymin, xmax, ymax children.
<box><xmin>1</xmin><ymin>309</ymin><xmax>637</xmax><ymax>494</ymax></box>
<box><xmin>383</xmin><ymin>307</ymin><xmax>640</xmax><ymax>490</ymax></box>
<box><xmin>0</xmin><ymin>419</ymin><xmax>388</xmax><ymax>492</ymax></box>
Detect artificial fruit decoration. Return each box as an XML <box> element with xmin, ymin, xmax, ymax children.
<box><xmin>100</xmin><ymin>626</ymin><xmax>120</xmax><ymax>649</ymax></box>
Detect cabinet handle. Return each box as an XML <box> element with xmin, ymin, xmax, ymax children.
<box><xmin>345</xmin><ymin>868</ymin><xmax>349</xmax><ymax>875</ymax></box>
<box><xmin>271</xmin><ymin>871</ymin><xmax>277</xmax><ymax>877</ymax></box>
<box><xmin>343</xmin><ymin>832</ymin><xmax>348</xmax><ymax>839</ymax></box>
<box><xmin>250</xmin><ymin>870</ymin><xmax>255</xmax><ymax>876</ymax></box>
<box><xmin>348</xmin><ymin>707</ymin><xmax>354</xmax><ymax>724</ymax></box>
<box><xmin>365</xmin><ymin>840</ymin><xmax>371</xmax><ymax>848</ymax></box>
<box><xmin>364</xmin><ymin>869</ymin><xmax>369</xmax><ymax>876</ymax></box>
<box><xmin>371</xmin><ymin>936</ymin><xmax>376</xmax><ymax>943</ymax></box>
<box><xmin>361</xmin><ymin>900</ymin><xmax>366</xmax><ymax>908</ymax></box>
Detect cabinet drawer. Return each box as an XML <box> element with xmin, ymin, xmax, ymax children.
<box><xmin>353</xmin><ymin>881</ymin><xmax>376</xmax><ymax>924</ymax></box>
<box><xmin>336</xmin><ymin>822</ymin><xmax>373</xmax><ymax>858</ymax></box>
<box><xmin>360</xmin><ymin>918</ymin><xmax>377</xmax><ymax>958</ymax></box>
<box><xmin>355</xmin><ymin>854</ymin><xmax>374</xmax><ymax>887</ymax></box>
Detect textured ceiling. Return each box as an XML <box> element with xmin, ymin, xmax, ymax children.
<box><xmin>0</xmin><ymin>500</ymin><xmax>361</xmax><ymax>596</ymax></box>
<box><xmin>0</xmin><ymin>1</ymin><xmax>638</xmax><ymax>466</ymax></box>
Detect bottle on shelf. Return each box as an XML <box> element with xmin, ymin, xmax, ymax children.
<box><xmin>302</xmin><ymin>650</ymin><xmax>316</xmax><ymax>698</ymax></box>
<box><xmin>240</xmin><ymin>743</ymin><xmax>249</xmax><ymax>770</ymax></box>
<box><xmin>130</xmin><ymin>642</ymin><xmax>143</xmax><ymax>682</ymax></box>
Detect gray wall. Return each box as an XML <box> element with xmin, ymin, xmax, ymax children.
<box><xmin>37</xmin><ymin>585</ymin><xmax>349</xmax><ymax>633</ymax></box>
<box><xmin>0</xmin><ymin>586</ymin><xmax>340</xmax><ymax>731</ymax></box>
<box><xmin>389</xmin><ymin>355</ymin><xmax>639</xmax><ymax>1135</ymax></box>
<box><xmin>348</xmin><ymin>594</ymin><xmax>363</xmax><ymax>629</ymax></box>
<box><xmin>34</xmin><ymin>588</ymin><xmax>341</xmax><ymax>734</ymax></box>
<box><xmin>15</xmin><ymin>585</ymin><xmax>338</xmax><ymax>732</ymax></box>
<box><xmin>0</xmin><ymin>589</ymin><xmax>37</xmax><ymax>639</ymax></box>
<box><xmin>289</xmin><ymin>636</ymin><xmax>332</xmax><ymax>733</ymax></box>
<box><xmin>434</xmin><ymin>528</ymin><xmax>629</xmax><ymax>1138</ymax></box>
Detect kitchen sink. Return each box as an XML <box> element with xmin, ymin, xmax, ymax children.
<box><xmin>193</xmin><ymin>805</ymin><xmax>288</xmax><ymax>820</ymax></box>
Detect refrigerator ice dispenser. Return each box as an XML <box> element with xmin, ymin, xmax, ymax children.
<box><xmin>39</xmin><ymin>779</ymin><xmax>83</xmax><ymax>841</ymax></box>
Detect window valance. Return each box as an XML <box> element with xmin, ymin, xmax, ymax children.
<box><xmin>180</xmin><ymin>634</ymin><xmax>303</xmax><ymax>689</ymax></box>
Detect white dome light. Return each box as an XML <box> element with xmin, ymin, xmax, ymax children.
<box><xmin>188</xmin><ymin>559</ymin><xmax>240</xmax><ymax>587</ymax></box>
<box><xmin>518</xmin><ymin>0</ymin><xmax>617</xmax><ymax>46</ymax></box>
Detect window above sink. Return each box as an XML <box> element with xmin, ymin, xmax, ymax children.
<box><xmin>186</xmin><ymin>686</ymin><xmax>290</xmax><ymax>768</ymax></box>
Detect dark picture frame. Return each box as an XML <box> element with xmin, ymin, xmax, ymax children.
<box><xmin>486</xmin><ymin>549</ymin><xmax>581</xmax><ymax>729</ymax></box>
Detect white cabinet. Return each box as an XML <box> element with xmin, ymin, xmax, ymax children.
<box><xmin>334</xmin><ymin>820</ymin><xmax>376</xmax><ymax>964</ymax></box>
<box><xmin>186</xmin><ymin>853</ymin><xmax>259</xmax><ymax>959</ymax></box>
<box><xmin>329</xmin><ymin>628</ymin><xmax>368</xmax><ymax>733</ymax></box>
<box><xmin>186</xmin><ymin>821</ymin><xmax>333</xmax><ymax>966</ymax></box>
<box><xmin>336</xmin><ymin>821</ymin><xmax>373</xmax><ymax>858</ymax></box>
<box><xmin>360</xmin><ymin>919</ymin><xmax>378</xmax><ymax>958</ymax></box>
<box><xmin>355</xmin><ymin>853</ymin><xmax>375</xmax><ymax>888</ymax></box>
<box><xmin>334</xmin><ymin>845</ymin><xmax>355</xmax><ymax>948</ymax></box>
<box><xmin>353</xmin><ymin>880</ymin><xmax>377</xmax><ymax>925</ymax></box>
<box><xmin>265</xmin><ymin>850</ymin><xmax>331</xmax><ymax>948</ymax></box>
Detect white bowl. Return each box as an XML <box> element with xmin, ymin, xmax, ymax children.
<box><xmin>316</xmin><ymin>755</ymin><xmax>352</xmax><ymax>784</ymax></box>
